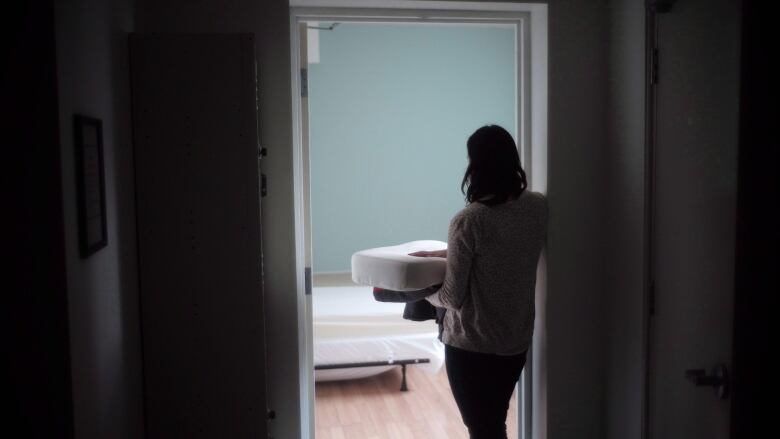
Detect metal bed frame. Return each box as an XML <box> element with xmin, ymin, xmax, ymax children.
<box><xmin>314</xmin><ymin>358</ymin><xmax>431</xmax><ymax>391</ymax></box>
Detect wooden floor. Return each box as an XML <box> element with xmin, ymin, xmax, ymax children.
<box><xmin>315</xmin><ymin>366</ymin><xmax>518</xmax><ymax>439</ymax></box>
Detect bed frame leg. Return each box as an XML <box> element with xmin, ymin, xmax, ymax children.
<box><xmin>400</xmin><ymin>364</ymin><xmax>408</xmax><ymax>392</ymax></box>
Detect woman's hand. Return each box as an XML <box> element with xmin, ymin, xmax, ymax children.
<box><xmin>409</xmin><ymin>249</ymin><xmax>447</xmax><ymax>258</ymax></box>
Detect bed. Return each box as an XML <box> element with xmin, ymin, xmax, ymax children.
<box><xmin>312</xmin><ymin>283</ymin><xmax>445</xmax><ymax>389</ymax></box>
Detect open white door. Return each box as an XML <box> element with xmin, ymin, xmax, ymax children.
<box><xmin>298</xmin><ymin>21</ymin><xmax>316</xmax><ymax>439</ymax></box>
<box><xmin>648</xmin><ymin>0</ymin><xmax>741</xmax><ymax>437</ymax></box>
<box><xmin>130</xmin><ymin>34</ymin><xmax>268</xmax><ymax>438</ymax></box>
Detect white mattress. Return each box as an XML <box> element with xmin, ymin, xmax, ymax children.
<box><xmin>350</xmin><ymin>240</ymin><xmax>447</xmax><ymax>291</ymax></box>
<box><xmin>313</xmin><ymin>284</ymin><xmax>444</xmax><ymax>382</ymax></box>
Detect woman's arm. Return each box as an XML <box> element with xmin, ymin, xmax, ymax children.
<box><xmin>422</xmin><ymin>214</ymin><xmax>474</xmax><ymax>311</ymax></box>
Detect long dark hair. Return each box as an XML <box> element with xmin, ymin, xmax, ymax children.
<box><xmin>461</xmin><ymin>125</ymin><xmax>528</xmax><ymax>205</ymax></box>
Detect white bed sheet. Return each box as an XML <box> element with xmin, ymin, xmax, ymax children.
<box><xmin>313</xmin><ymin>284</ymin><xmax>444</xmax><ymax>382</ymax></box>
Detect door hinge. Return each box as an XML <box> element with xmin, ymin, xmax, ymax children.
<box><xmin>648</xmin><ymin>279</ymin><xmax>656</xmax><ymax>316</ymax></box>
<box><xmin>305</xmin><ymin>267</ymin><xmax>312</xmax><ymax>296</ymax></box>
<box><xmin>300</xmin><ymin>68</ymin><xmax>308</xmax><ymax>98</ymax></box>
<box><xmin>261</xmin><ymin>173</ymin><xmax>268</xmax><ymax>197</ymax></box>
<box><xmin>254</xmin><ymin>60</ymin><xmax>261</xmax><ymax>111</ymax></box>
<box><xmin>650</xmin><ymin>48</ymin><xmax>659</xmax><ymax>86</ymax></box>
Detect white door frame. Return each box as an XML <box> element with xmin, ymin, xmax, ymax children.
<box><xmin>289</xmin><ymin>2</ymin><xmax>548</xmax><ymax>438</ymax></box>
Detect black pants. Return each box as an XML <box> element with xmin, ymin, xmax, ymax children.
<box><xmin>445</xmin><ymin>344</ymin><xmax>527</xmax><ymax>439</ymax></box>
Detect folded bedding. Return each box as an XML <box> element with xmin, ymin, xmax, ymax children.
<box><xmin>371</xmin><ymin>285</ymin><xmax>439</xmax><ymax>303</ymax></box>
<box><xmin>351</xmin><ymin>240</ymin><xmax>447</xmax><ymax>291</ymax></box>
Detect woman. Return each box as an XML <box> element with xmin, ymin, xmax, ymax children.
<box><xmin>411</xmin><ymin>125</ymin><xmax>548</xmax><ymax>439</ymax></box>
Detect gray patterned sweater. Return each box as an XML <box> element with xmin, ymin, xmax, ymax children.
<box><xmin>425</xmin><ymin>191</ymin><xmax>548</xmax><ymax>355</ymax></box>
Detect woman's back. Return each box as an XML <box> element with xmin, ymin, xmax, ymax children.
<box><xmin>420</xmin><ymin>124</ymin><xmax>544</xmax><ymax>437</ymax></box>
<box><xmin>428</xmin><ymin>190</ymin><xmax>548</xmax><ymax>355</ymax></box>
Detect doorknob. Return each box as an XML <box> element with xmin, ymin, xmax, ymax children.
<box><xmin>684</xmin><ymin>363</ymin><xmax>729</xmax><ymax>399</ymax></box>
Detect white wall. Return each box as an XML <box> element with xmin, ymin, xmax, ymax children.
<box><xmin>54</xmin><ymin>0</ymin><xmax>144</xmax><ymax>437</ymax></box>
<box><xmin>545</xmin><ymin>1</ymin><xmax>608</xmax><ymax>437</ymax></box>
<box><xmin>308</xmin><ymin>22</ymin><xmax>516</xmax><ymax>273</ymax></box>
<box><xmin>603</xmin><ymin>0</ymin><xmax>646</xmax><ymax>438</ymax></box>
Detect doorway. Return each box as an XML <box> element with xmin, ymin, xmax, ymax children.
<box><xmin>290</xmin><ymin>3</ymin><xmax>548</xmax><ymax>438</ymax></box>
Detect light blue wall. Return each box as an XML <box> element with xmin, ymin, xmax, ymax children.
<box><xmin>308</xmin><ymin>23</ymin><xmax>516</xmax><ymax>273</ymax></box>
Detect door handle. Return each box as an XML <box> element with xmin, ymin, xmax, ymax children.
<box><xmin>684</xmin><ymin>363</ymin><xmax>729</xmax><ymax>399</ymax></box>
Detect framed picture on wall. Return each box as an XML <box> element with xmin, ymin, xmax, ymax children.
<box><xmin>74</xmin><ymin>115</ymin><xmax>107</xmax><ymax>258</ymax></box>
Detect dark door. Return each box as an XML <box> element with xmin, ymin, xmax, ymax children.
<box><xmin>648</xmin><ymin>1</ymin><xmax>741</xmax><ymax>437</ymax></box>
<box><xmin>130</xmin><ymin>34</ymin><xmax>267</xmax><ymax>438</ymax></box>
